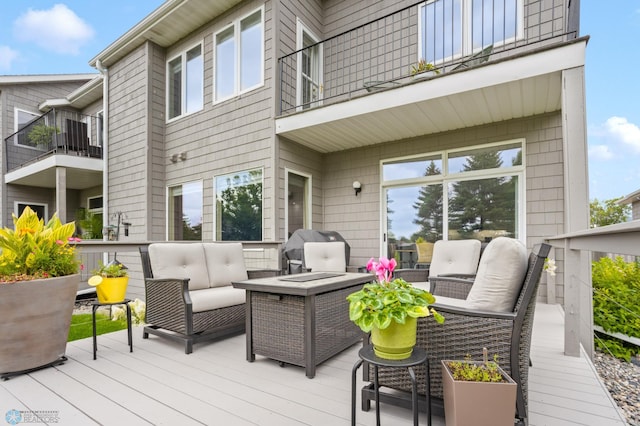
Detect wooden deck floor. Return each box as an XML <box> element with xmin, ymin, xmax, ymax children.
<box><xmin>0</xmin><ymin>303</ymin><xmax>627</xmax><ymax>425</ymax></box>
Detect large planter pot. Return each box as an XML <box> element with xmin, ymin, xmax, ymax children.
<box><xmin>442</xmin><ymin>360</ymin><xmax>517</xmax><ymax>426</ymax></box>
<box><xmin>370</xmin><ymin>316</ymin><xmax>417</xmax><ymax>360</ymax></box>
<box><xmin>0</xmin><ymin>274</ymin><xmax>80</xmax><ymax>379</ymax></box>
<box><xmin>96</xmin><ymin>277</ymin><xmax>129</xmax><ymax>303</ymax></box>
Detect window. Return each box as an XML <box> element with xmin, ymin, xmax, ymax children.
<box><xmin>215</xmin><ymin>169</ymin><xmax>263</xmax><ymax>241</ymax></box>
<box><xmin>296</xmin><ymin>20</ymin><xmax>322</xmax><ymax>110</ymax></box>
<box><xmin>167</xmin><ymin>43</ymin><xmax>203</xmax><ymax>120</ymax></box>
<box><xmin>419</xmin><ymin>0</ymin><xmax>522</xmax><ymax>64</ymax></box>
<box><xmin>381</xmin><ymin>140</ymin><xmax>524</xmax><ymax>260</ymax></box>
<box><xmin>15</xmin><ymin>202</ymin><xmax>47</xmax><ymax>221</ymax></box>
<box><xmin>286</xmin><ymin>170</ymin><xmax>311</xmax><ymax>238</ymax></box>
<box><xmin>88</xmin><ymin>196</ymin><xmax>103</xmax><ymax>211</ymax></box>
<box><xmin>14</xmin><ymin>108</ymin><xmax>40</xmax><ymax>146</ymax></box>
<box><xmin>214</xmin><ymin>8</ymin><xmax>264</xmax><ymax>102</ymax></box>
<box><xmin>168</xmin><ymin>181</ymin><xmax>203</xmax><ymax>241</ymax></box>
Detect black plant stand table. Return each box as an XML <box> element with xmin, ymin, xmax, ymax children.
<box><xmin>92</xmin><ymin>299</ymin><xmax>133</xmax><ymax>360</ymax></box>
<box><xmin>352</xmin><ymin>345</ymin><xmax>431</xmax><ymax>426</ymax></box>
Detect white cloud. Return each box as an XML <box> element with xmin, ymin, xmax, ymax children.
<box><xmin>13</xmin><ymin>4</ymin><xmax>94</xmax><ymax>55</ymax></box>
<box><xmin>603</xmin><ymin>116</ymin><xmax>640</xmax><ymax>152</ymax></box>
<box><xmin>0</xmin><ymin>46</ymin><xmax>19</xmax><ymax>71</ymax></box>
<box><xmin>588</xmin><ymin>144</ymin><xmax>614</xmax><ymax>160</ymax></box>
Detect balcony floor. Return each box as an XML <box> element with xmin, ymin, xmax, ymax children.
<box><xmin>0</xmin><ymin>304</ymin><xmax>626</xmax><ymax>425</ymax></box>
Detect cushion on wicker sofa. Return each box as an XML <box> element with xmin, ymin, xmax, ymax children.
<box><xmin>189</xmin><ymin>286</ymin><xmax>246</xmax><ymax>313</ymax></box>
<box><xmin>203</xmin><ymin>243</ymin><xmax>249</xmax><ymax>287</ymax></box>
<box><xmin>148</xmin><ymin>243</ymin><xmax>210</xmax><ymax>290</ymax></box>
<box><xmin>465</xmin><ymin>237</ymin><xmax>528</xmax><ymax>312</ymax></box>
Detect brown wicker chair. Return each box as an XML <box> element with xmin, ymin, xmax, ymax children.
<box><xmin>139</xmin><ymin>244</ymin><xmax>279</xmax><ymax>354</ymax></box>
<box><xmin>362</xmin><ymin>242</ymin><xmax>551</xmax><ymax>426</ymax></box>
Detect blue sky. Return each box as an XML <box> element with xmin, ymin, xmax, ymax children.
<box><xmin>0</xmin><ymin>1</ymin><xmax>638</xmax><ymax>202</ymax></box>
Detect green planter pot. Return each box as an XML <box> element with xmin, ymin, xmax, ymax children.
<box><xmin>370</xmin><ymin>316</ymin><xmax>417</xmax><ymax>360</ymax></box>
<box><xmin>0</xmin><ymin>274</ymin><xmax>80</xmax><ymax>379</ymax></box>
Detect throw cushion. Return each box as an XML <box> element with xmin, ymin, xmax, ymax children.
<box><xmin>465</xmin><ymin>237</ymin><xmax>528</xmax><ymax>312</ymax></box>
<box><xmin>148</xmin><ymin>243</ymin><xmax>210</xmax><ymax>291</ymax></box>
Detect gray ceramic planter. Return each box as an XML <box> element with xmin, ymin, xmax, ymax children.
<box><xmin>0</xmin><ymin>274</ymin><xmax>79</xmax><ymax>379</ymax></box>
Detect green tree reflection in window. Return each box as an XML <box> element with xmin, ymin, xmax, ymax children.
<box><xmin>216</xmin><ymin>169</ymin><xmax>263</xmax><ymax>241</ymax></box>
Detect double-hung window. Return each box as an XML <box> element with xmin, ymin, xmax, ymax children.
<box><xmin>214</xmin><ymin>7</ymin><xmax>264</xmax><ymax>102</ymax></box>
<box><xmin>167</xmin><ymin>43</ymin><xmax>203</xmax><ymax>120</ymax></box>
<box><xmin>419</xmin><ymin>0</ymin><xmax>522</xmax><ymax>64</ymax></box>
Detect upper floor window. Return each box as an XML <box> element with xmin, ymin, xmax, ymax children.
<box><xmin>419</xmin><ymin>0</ymin><xmax>522</xmax><ymax>64</ymax></box>
<box><xmin>167</xmin><ymin>43</ymin><xmax>203</xmax><ymax>120</ymax></box>
<box><xmin>214</xmin><ymin>7</ymin><xmax>264</xmax><ymax>102</ymax></box>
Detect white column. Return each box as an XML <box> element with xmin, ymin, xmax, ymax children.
<box><xmin>56</xmin><ymin>167</ymin><xmax>67</xmax><ymax>222</ymax></box>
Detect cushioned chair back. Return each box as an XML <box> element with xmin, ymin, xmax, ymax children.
<box><xmin>203</xmin><ymin>243</ymin><xmax>249</xmax><ymax>287</ymax></box>
<box><xmin>303</xmin><ymin>241</ymin><xmax>347</xmax><ymax>272</ymax></box>
<box><xmin>429</xmin><ymin>239</ymin><xmax>481</xmax><ymax>277</ymax></box>
<box><xmin>148</xmin><ymin>243</ymin><xmax>210</xmax><ymax>290</ymax></box>
<box><xmin>416</xmin><ymin>242</ymin><xmax>435</xmax><ymax>264</ymax></box>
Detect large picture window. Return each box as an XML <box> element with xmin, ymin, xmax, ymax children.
<box><xmin>167</xmin><ymin>43</ymin><xmax>203</xmax><ymax>120</ymax></box>
<box><xmin>382</xmin><ymin>140</ymin><xmax>524</xmax><ymax>262</ymax></box>
<box><xmin>419</xmin><ymin>0</ymin><xmax>522</xmax><ymax>64</ymax></box>
<box><xmin>215</xmin><ymin>169</ymin><xmax>263</xmax><ymax>241</ymax></box>
<box><xmin>214</xmin><ymin>8</ymin><xmax>264</xmax><ymax>102</ymax></box>
<box><xmin>168</xmin><ymin>181</ymin><xmax>203</xmax><ymax>241</ymax></box>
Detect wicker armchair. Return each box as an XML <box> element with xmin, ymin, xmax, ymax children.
<box><xmin>362</xmin><ymin>242</ymin><xmax>551</xmax><ymax>426</ymax></box>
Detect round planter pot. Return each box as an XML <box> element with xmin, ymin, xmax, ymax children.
<box><xmin>0</xmin><ymin>274</ymin><xmax>80</xmax><ymax>379</ymax></box>
<box><xmin>370</xmin><ymin>316</ymin><xmax>417</xmax><ymax>360</ymax></box>
<box><xmin>96</xmin><ymin>276</ymin><xmax>129</xmax><ymax>303</ymax></box>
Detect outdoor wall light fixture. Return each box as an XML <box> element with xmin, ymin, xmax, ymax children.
<box><xmin>170</xmin><ymin>153</ymin><xmax>179</xmax><ymax>163</ymax></box>
<box><xmin>170</xmin><ymin>152</ymin><xmax>187</xmax><ymax>163</ymax></box>
<box><xmin>353</xmin><ymin>180</ymin><xmax>362</xmax><ymax>196</ymax></box>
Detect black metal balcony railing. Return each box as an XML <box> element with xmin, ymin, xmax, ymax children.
<box><xmin>278</xmin><ymin>0</ymin><xmax>579</xmax><ymax>115</ymax></box>
<box><xmin>5</xmin><ymin>108</ymin><xmax>103</xmax><ymax>173</ymax></box>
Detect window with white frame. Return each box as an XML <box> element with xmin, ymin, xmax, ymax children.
<box><xmin>214</xmin><ymin>7</ymin><xmax>264</xmax><ymax>102</ymax></box>
<box><xmin>381</xmin><ymin>140</ymin><xmax>524</xmax><ymax>259</ymax></box>
<box><xmin>15</xmin><ymin>202</ymin><xmax>48</xmax><ymax>221</ymax></box>
<box><xmin>167</xmin><ymin>43</ymin><xmax>204</xmax><ymax>120</ymax></box>
<box><xmin>418</xmin><ymin>0</ymin><xmax>522</xmax><ymax>64</ymax></box>
<box><xmin>296</xmin><ymin>19</ymin><xmax>322</xmax><ymax>110</ymax></box>
<box><xmin>168</xmin><ymin>181</ymin><xmax>203</xmax><ymax>241</ymax></box>
<box><xmin>14</xmin><ymin>108</ymin><xmax>40</xmax><ymax>146</ymax></box>
<box><xmin>215</xmin><ymin>169</ymin><xmax>263</xmax><ymax>241</ymax></box>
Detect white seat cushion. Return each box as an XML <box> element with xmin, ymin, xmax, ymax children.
<box><xmin>429</xmin><ymin>240</ymin><xmax>481</xmax><ymax>277</ymax></box>
<box><xmin>148</xmin><ymin>243</ymin><xmax>209</xmax><ymax>290</ymax></box>
<box><xmin>189</xmin><ymin>287</ymin><xmax>246</xmax><ymax>313</ymax></box>
<box><xmin>203</xmin><ymin>243</ymin><xmax>249</xmax><ymax>288</ymax></box>
<box><xmin>465</xmin><ymin>237</ymin><xmax>528</xmax><ymax>312</ymax></box>
<box><xmin>303</xmin><ymin>241</ymin><xmax>347</xmax><ymax>272</ymax></box>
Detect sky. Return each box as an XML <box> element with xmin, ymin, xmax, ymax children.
<box><xmin>0</xmin><ymin>1</ymin><xmax>638</xmax><ymax>204</ymax></box>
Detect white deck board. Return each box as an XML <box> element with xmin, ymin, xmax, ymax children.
<box><xmin>0</xmin><ymin>303</ymin><xmax>627</xmax><ymax>426</ymax></box>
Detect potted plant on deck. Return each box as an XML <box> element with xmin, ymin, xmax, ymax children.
<box><xmin>89</xmin><ymin>261</ymin><xmax>129</xmax><ymax>303</ymax></box>
<box><xmin>347</xmin><ymin>257</ymin><xmax>444</xmax><ymax>359</ymax></box>
<box><xmin>410</xmin><ymin>59</ymin><xmax>440</xmax><ymax>79</ymax></box>
<box><xmin>442</xmin><ymin>348</ymin><xmax>517</xmax><ymax>426</ymax></box>
<box><xmin>0</xmin><ymin>207</ymin><xmax>81</xmax><ymax>379</ymax></box>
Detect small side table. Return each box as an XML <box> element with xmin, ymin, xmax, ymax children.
<box><xmin>351</xmin><ymin>345</ymin><xmax>431</xmax><ymax>426</ymax></box>
<box><xmin>92</xmin><ymin>299</ymin><xmax>133</xmax><ymax>360</ymax></box>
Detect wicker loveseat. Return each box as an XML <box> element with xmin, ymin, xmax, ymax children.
<box><xmin>362</xmin><ymin>240</ymin><xmax>551</xmax><ymax>426</ymax></box>
<box><xmin>140</xmin><ymin>242</ymin><xmax>278</xmax><ymax>354</ymax></box>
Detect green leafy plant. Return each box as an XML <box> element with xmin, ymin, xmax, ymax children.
<box><xmin>410</xmin><ymin>59</ymin><xmax>440</xmax><ymax>76</ymax></box>
<box><xmin>27</xmin><ymin>124</ymin><xmax>60</xmax><ymax>147</ymax></box>
<box><xmin>346</xmin><ymin>257</ymin><xmax>444</xmax><ymax>332</ymax></box>
<box><xmin>91</xmin><ymin>261</ymin><xmax>128</xmax><ymax>278</ymax></box>
<box><xmin>445</xmin><ymin>348</ymin><xmax>507</xmax><ymax>382</ymax></box>
<box><xmin>0</xmin><ymin>206</ymin><xmax>80</xmax><ymax>282</ymax></box>
<box><xmin>592</xmin><ymin>256</ymin><xmax>640</xmax><ymax>361</ymax></box>
<box><xmin>76</xmin><ymin>208</ymin><xmax>103</xmax><ymax>239</ymax></box>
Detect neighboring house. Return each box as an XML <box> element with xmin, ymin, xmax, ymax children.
<box><xmin>0</xmin><ymin>74</ymin><xmax>103</xmax><ymax>231</ymax></box>
<box><xmin>618</xmin><ymin>189</ymin><xmax>640</xmax><ymax>220</ymax></box>
<box><xmin>3</xmin><ymin>0</ymin><xmax>589</xmax><ymax>307</ymax></box>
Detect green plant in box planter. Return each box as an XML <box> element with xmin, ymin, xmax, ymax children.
<box><xmin>442</xmin><ymin>348</ymin><xmax>517</xmax><ymax>426</ymax></box>
<box><xmin>0</xmin><ymin>207</ymin><xmax>81</xmax><ymax>379</ymax></box>
<box><xmin>89</xmin><ymin>261</ymin><xmax>129</xmax><ymax>303</ymax></box>
<box><xmin>347</xmin><ymin>257</ymin><xmax>444</xmax><ymax>359</ymax></box>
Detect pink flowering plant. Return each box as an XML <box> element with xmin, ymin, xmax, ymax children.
<box><xmin>346</xmin><ymin>257</ymin><xmax>444</xmax><ymax>332</ymax></box>
<box><xmin>0</xmin><ymin>206</ymin><xmax>81</xmax><ymax>282</ymax></box>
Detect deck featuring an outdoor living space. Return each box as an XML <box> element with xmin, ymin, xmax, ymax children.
<box><xmin>0</xmin><ymin>304</ymin><xmax>627</xmax><ymax>426</ymax></box>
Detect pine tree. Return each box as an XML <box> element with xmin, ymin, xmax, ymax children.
<box><xmin>412</xmin><ymin>161</ymin><xmax>443</xmax><ymax>242</ymax></box>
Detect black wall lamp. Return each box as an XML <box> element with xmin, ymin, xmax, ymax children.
<box><xmin>353</xmin><ymin>180</ymin><xmax>362</xmax><ymax>196</ymax></box>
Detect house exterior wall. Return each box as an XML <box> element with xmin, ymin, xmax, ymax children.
<box><xmin>319</xmin><ymin>112</ymin><xmax>564</xmax><ymax>304</ymax></box>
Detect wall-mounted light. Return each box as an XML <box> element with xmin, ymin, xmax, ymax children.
<box><xmin>170</xmin><ymin>153</ymin><xmax>179</xmax><ymax>163</ymax></box>
<box><xmin>179</xmin><ymin>151</ymin><xmax>187</xmax><ymax>161</ymax></box>
<box><xmin>353</xmin><ymin>180</ymin><xmax>362</xmax><ymax>196</ymax></box>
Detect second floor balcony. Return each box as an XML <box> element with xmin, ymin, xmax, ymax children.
<box><xmin>276</xmin><ymin>0</ymin><xmax>583</xmax><ymax>153</ymax></box>
<box><xmin>4</xmin><ymin>108</ymin><xmax>103</xmax><ymax>189</ymax></box>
